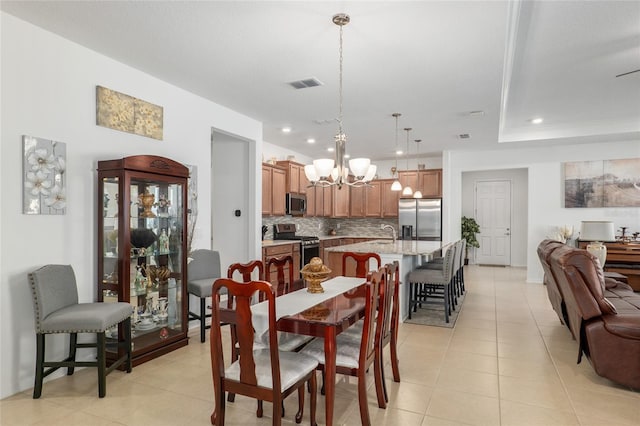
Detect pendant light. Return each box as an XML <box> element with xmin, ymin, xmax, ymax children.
<box><xmin>304</xmin><ymin>13</ymin><xmax>376</xmax><ymax>189</ymax></box>
<box><xmin>401</xmin><ymin>127</ymin><xmax>413</xmax><ymax>196</ymax></box>
<box><xmin>390</xmin><ymin>113</ymin><xmax>402</xmax><ymax>191</ymax></box>
<box><xmin>412</xmin><ymin>139</ymin><xmax>423</xmax><ymax>198</ymax></box>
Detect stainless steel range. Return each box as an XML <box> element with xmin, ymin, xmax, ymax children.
<box><xmin>273</xmin><ymin>224</ymin><xmax>320</xmax><ymax>269</ymax></box>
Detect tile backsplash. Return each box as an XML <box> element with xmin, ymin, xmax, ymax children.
<box><xmin>262</xmin><ymin>216</ymin><xmax>397</xmax><ymax>240</ymax></box>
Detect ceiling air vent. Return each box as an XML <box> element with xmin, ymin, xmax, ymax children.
<box><xmin>288</xmin><ymin>77</ymin><xmax>323</xmax><ymax>89</ymax></box>
<box><xmin>458</xmin><ymin>133</ymin><xmax>471</xmax><ymax>139</ymax></box>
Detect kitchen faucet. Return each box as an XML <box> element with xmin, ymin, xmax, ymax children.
<box><xmin>381</xmin><ymin>224</ymin><xmax>397</xmax><ymax>243</ymax></box>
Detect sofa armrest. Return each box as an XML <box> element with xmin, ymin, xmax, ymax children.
<box><xmin>602</xmin><ymin>314</ymin><xmax>640</xmax><ymax>340</ymax></box>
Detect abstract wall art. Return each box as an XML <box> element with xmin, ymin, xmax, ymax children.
<box><xmin>564</xmin><ymin>158</ymin><xmax>640</xmax><ymax>208</ymax></box>
<box><xmin>96</xmin><ymin>85</ymin><xmax>163</xmax><ymax>140</ymax></box>
<box><xmin>23</xmin><ymin>135</ymin><xmax>67</xmax><ymax>215</ymax></box>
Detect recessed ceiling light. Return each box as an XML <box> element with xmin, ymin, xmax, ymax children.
<box><xmin>396</xmin><ymin>150</ymin><xmax>403</xmax><ymax>155</ymax></box>
<box><xmin>307</xmin><ymin>138</ymin><xmax>315</xmax><ymax>144</ymax></box>
<box><xmin>344</xmin><ymin>154</ymin><xmax>350</xmax><ymax>159</ymax></box>
<box><xmin>327</xmin><ymin>147</ymin><xmax>335</xmax><ymax>152</ymax></box>
<box><xmin>531</xmin><ymin>118</ymin><xmax>543</xmax><ymax>124</ymax></box>
<box><xmin>282</xmin><ymin>127</ymin><xmax>292</xmax><ymax>133</ymax></box>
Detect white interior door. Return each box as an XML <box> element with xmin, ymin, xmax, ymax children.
<box><xmin>475</xmin><ymin>180</ymin><xmax>511</xmax><ymax>265</ymax></box>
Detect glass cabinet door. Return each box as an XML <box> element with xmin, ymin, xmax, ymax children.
<box><xmin>129</xmin><ymin>179</ymin><xmax>184</xmax><ymax>344</ymax></box>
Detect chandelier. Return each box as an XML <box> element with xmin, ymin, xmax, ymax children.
<box><xmin>304</xmin><ymin>13</ymin><xmax>376</xmax><ymax>189</ymax></box>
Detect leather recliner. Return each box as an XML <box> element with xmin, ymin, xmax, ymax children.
<box><xmin>541</xmin><ymin>240</ymin><xmax>640</xmax><ymax>389</ymax></box>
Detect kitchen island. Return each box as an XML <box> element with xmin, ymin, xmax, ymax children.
<box><xmin>324</xmin><ymin>239</ymin><xmax>447</xmax><ymax>321</ymax></box>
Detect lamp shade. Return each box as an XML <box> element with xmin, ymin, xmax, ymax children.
<box><xmin>304</xmin><ymin>165</ymin><xmax>319</xmax><ymax>182</ymax></box>
<box><xmin>402</xmin><ymin>186</ymin><xmax>413</xmax><ymax>196</ymax></box>
<box><xmin>580</xmin><ymin>221</ymin><xmax>615</xmax><ymax>242</ymax></box>
<box><xmin>413</xmin><ymin>190</ymin><xmax>423</xmax><ymax>199</ymax></box>
<box><xmin>313</xmin><ymin>159</ymin><xmax>335</xmax><ymax>178</ymax></box>
<box><xmin>363</xmin><ymin>164</ymin><xmax>377</xmax><ymax>181</ymax></box>
<box><xmin>349</xmin><ymin>158</ymin><xmax>370</xmax><ymax>178</ymax></box>
<box><xmin>391</xmin><ymin>180</ymin><xmax>402</xmax><ymax>191</ymax></box>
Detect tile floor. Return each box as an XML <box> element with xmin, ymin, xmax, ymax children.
<box><xmin>2</xmin><ymin>266</ymin><xmax>639</xmax><ymax>425</ymax></box>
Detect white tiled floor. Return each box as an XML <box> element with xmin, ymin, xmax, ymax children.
<box><xmin>2</xmin><ymin>266</ymin><xmax>639</xmax><ymax>425</ymax></box>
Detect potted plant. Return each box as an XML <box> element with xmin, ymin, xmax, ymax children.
<box><xmin>461</xmin><ymin>216</ymin><xmax>480</xmax><ymax>265</ymax></box>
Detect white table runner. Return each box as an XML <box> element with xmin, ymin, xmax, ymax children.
<box><xmin>251</xmin><ymin>276</ymin><xmax>364</xmax><ymax>336</ymax></box>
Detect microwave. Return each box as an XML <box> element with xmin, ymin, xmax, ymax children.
<box><xmin>286</xmin><ymin>193</ymin><xmax>306</xmax><ymax>216</ymax></box>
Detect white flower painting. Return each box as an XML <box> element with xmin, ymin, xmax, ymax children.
<box><xmin>23</xmin><ymin>136</ymin><xmax>67</xmax><ymax>215</ymax></box>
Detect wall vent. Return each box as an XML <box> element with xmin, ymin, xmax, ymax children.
<box><xmin>458</xmin><ymin>133</ymin><xmax>471</xmax><ymax>139</ymax></box>
<box><xmin>288</xmin><ymin>77</ymin><xmax>323</xmax><ymax>89</ymax></box>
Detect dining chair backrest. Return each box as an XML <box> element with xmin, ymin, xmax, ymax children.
<box><xmin>442</xmin><ymin>244</ymin><xmax>457</xmax><ymax>282</ymax></box>
<box><xmin>209</xmin><ymin>279</ymin><xmax>281</xmax><ymax>403</ymax></box>
<box><xmin>342</xmin><ymin>252</ymin><xmax>382</xmax><ymax>278</ymax></box>
<box><xmin>362</xmin><ymin>268</ymin><xmax>384</xmax><ymax>367</ymax></box>
<box><xmin>265</xmin><ymin>255</ymin><xmax>294</xmax><ymax>297</ymax></box>
<box><xmin>381</xmin><ymin>261</ymin><xmax>400</xmax><ymax>347</ymax></box>
<box><xmin>227</xmin><ymin>260</ymin><xmax>265</xmax><ymax>301</ymax></box>
<box><xmin>454</xmin><ymin>239</ymin><xmax>464</xmax><ymax>273</ymax></box>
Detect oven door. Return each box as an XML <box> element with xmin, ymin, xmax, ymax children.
<box><xmin>301</xmin><ymin>243</ymin><xmax>320</xmax><ymax>269</ymax></box>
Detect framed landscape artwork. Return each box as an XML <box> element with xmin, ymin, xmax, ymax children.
<box><xmin>564</xmin><ymin>158</ymin><xmax>640</xmax><ymax>208</ymax></box>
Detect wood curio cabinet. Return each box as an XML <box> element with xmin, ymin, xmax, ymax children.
<box><xmin>97</xmin><ymin>155</ymin><xmax>189</xmax><ymax>366</ymax></box>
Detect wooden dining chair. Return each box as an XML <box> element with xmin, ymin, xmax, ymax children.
<box><xmin>209</xmin><ymin>278</ymin><xmax>318</xmax><ymax>426</ymax></box>
<box><xmin>301</xmin><ymin>269</ymin><xmax>384</xmax><ymax>425</ymax></box>
<box><xmin>265</xmin><ymin>255</ymin><xmax>295</xmax><ymax>296</ymax></box>
<box><xmin>377</xmin><ymin>261</ymin><xmax>401</xmax><ymax>408</ymax></box>
<box><xmin>264</xmin><ymin>255</ymin><xmax>314</xmax><ymax>352</ymax></box>
<box><xmin>228</xmin><ymin>258</ymin><xmax>311</xmax><ymax>415</ymax></box>
<box><xmin>226</xmin><ymin>260</ymin><xmax>264</xmax><ymax>405</ymax></box>
<box><xmin>342</xmin><ymin>252</ymin><xmax>381</xmax><ymax>278</ymax></box>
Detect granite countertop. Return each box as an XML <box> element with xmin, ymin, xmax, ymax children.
<box><xmin>324</xmin><ymin>239</ymin><xmax>445</xmax><ymax>256</ymax></box>
<box><xmin>261</xmin><ymin>239</ymin><xmax>301</xmax><ymax>248</ymax></box>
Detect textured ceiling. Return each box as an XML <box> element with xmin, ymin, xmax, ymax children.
<box><xmin>2</xmin><ymin>1</ymin><xmax>639</xmax><ymax>160</ymax></box>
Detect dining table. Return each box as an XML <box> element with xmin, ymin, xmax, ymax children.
<box><xmin>250</xmin><ymin>275</ymin><xmax>367</xmax><ymax>426</ymax></box>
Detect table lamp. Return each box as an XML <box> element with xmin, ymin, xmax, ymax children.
<box><xmin>580</xmin><ymin>221</ymin><xmax>615</xmax><ymax>267</ymax></box>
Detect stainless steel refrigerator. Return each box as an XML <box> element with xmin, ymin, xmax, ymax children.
<box><xmin>398</xmin><ymin>198</ymin><xmax>442</xmax><ymax>241</ymax></box>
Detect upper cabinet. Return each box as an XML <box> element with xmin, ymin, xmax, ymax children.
<box><xmin>399</xmin><ymin>169</ymin><xmax>442</xmax><ymax>198</ymax></box>
<box><xmin>262</xmin><ymin>163</ymin><xmax>286</xmax><ymax>216</ymax></box>
<box><xmin>350</xmin><ymin>180</ymin><xmax>382</xmax><ymax>217</ymax></box>
<box><xmin>419</xmin><ymin>169</ymin><xmax>442</xmax><ymax>197</ymax></box>
<box><xmin>276</xmin><ymin>160</ymin><xmax>308</xmax><ymax>194</ymax></box>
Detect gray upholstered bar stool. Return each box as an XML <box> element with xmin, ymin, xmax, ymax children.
<box><xmin>28</xmin><ymin>264</ymin><xmax>133</xmax><ymax>398</ymax></box>
<box><xmin>187</xmin><ymin>249</ymin><xmax>222</xmax><ymax>342</ymax></box>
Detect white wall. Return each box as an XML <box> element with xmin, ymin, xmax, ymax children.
<box><xmin>0</xmin><ymin>13</ymin><xmax>262</xmax><ymax>398</ymax></box>
<box><xmin>444</xmin><ymin>140</ymin><xmax>640</xmax><ymax>283</ymax></box>
<box><xmin>262</xmin><ymin>141</ymin><xmax>312</xmax><ymax>166</ymax></box>
<box><xmin>461</xmin><ymin>168</ymin><xmax>528</xmax><ymax>266</ymax></box>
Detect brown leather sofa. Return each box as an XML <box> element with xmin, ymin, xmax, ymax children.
<box><xmin>538</xmin><ymin>239</ymin><xmax>640</xmax><ymax>389</ymax></box>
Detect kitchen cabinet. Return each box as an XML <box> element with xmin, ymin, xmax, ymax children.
<box><xmin>381</xmin><ymin>179</ymin><xmax>399</xmax><ymax>217</ymax></box>
<box><xmin>418</xmin><ymin>169</ymin><xmax>442</xmax><ymax>197</ymax></box>
<box><xmin>350</xmin><ymin>185</ymin><xmax>366</xmax><ymax>217</ymax></box>
<box><xmin>332</xmin><ymin>186</ymin><xmax>350</xmax><ymax>217</ymax></box>
<box><xmin>398</xmin><ymin>169</ymin><xmax>442</xmax><ymax>198</ymax></box>
<box><xmin>97</xmin><ymin>155</ymin><xmax>189</xmax><ymax>367</ymax></box>
<box><xmin>262</xmin><ymin>163</ymin><xmax>286</xmax><ymax>216</ymax></box>
<box><xmin>398</xmin><ymin>171</ymin><xmax>419</xmax><ymax>194</ymax></box>
<box><xmin>364</xmin><ymin>180</ymin><xmax>382</xmax><ymax>217</ymax></box>
<box><xmin>310</xmin><ymin>185</ymin><xmax>333</xmax><ymax>217</ymax></box>
<box><xmin>350</xmin><ymin>181</ymin><xmax>382</xmax><ymax>218</ymax></box>
<box><xmin>276</xmin><ymin>160</ymin><xmax>308</xmax><ymax>194</ymax></box>
<box><xmin>305</xmin><ymin>186</ymin><xmax>316</xmax><ymax>216</ymax></box>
